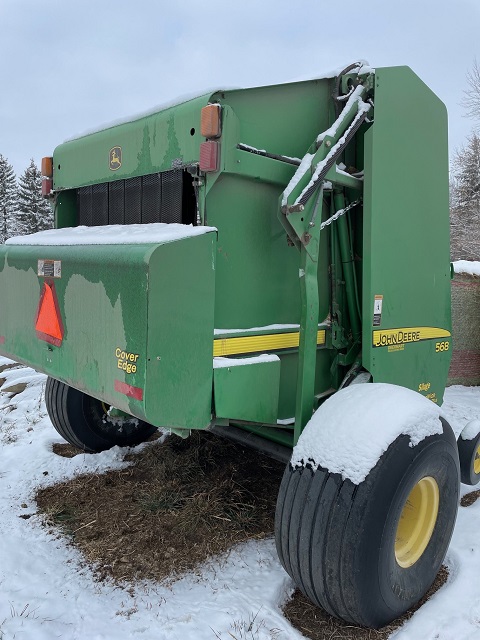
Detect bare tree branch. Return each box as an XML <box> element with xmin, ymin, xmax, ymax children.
<box><xmin>462</xmin><ymin>59</ymin><xmax>480</xmax><ymax>121</ymax></box>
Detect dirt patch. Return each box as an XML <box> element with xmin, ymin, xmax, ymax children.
<box><xmin>52</xmin><ymin>443</ymin><xmax>88</xmax><ymax>458</ymax></box>
<box><xmin>2</xmin><ymin>382</ymin><xmax>28</xmax><ymax>397</ymax></box>
<box><xmin>0</xmin><ymin>363</ymin><xmax>20</xmax><ymax>374</ymax></box>
<box><xmin>36</xmin><ymin>432</ymin><xmax>285</xmax><ymax>584</ymax></box>
<box><xmin>36</xmin><ymin>433</ymin><xmax>450</xmax><ymax>637</ymax></box>
<box><xmin>461</xmin><ymin>489</ymin><xmax>480</xmax><ymax>507</ymax></box>
<box><xmin>283</xmin><ymin>565</ymin><xmax>449</xmax><ymax>639</ymax></box>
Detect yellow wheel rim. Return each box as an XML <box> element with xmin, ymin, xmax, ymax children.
<box><xmin>474</xmin><ymin>445</ymin><xmax>480</xmax><ymax>475</ymax></box>
<box><xmin>395</xmin><ymin>476</ymin><xmax>439</xmax><ymax>568</ymax></box>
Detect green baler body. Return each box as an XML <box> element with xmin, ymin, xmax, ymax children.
<box><xmin>0</xmin><ymin>66</ymin><xmax>452</xmax><ymax>441</ymax></box>
<box><xmin>0</xmin><ymin>234</ymin><xmax>216</xmax><ymax>428</ymax></box>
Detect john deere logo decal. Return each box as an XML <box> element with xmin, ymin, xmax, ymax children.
<box><xmin>109</xmin><ymin>146</ymin><xmax>122</xmax><ymax>171</ymax></box>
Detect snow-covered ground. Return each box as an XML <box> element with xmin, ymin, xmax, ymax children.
<box><xmin>453</xmin><ymin>260</ymin><xmax>480</xmax><ymax>277</ymax></box>
<box><xmin>1</xmin><ymin>356</ymin><xmax>480</xmax><ymax>639</ymax></box>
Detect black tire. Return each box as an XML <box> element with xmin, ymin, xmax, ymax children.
<box><xmin>275</xmin><ymin>417</ymin><xmax>460</xmax><ymax>628</ymax></box>
<box><xmin>458</xmin><ymin>425</ymin><xmax>480</xmax><ymax>486</ymax></box>
<box><xmin>45</xmin><ymin>377</ymin><xmax>156</xmax><ymax>453</ymax></box>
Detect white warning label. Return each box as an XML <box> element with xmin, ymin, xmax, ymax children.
<box><xmin>38</xmin><ymin>259</ymin><xmax>62</xmax><ymax>278</ymax></box>
<box><xmin>373</xmin><ymin>294</ymin><xmax>383</xmax><ymax>327</ymax></box>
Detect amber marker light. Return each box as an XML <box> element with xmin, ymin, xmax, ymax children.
<box><xmin>201</xmin><ymin>104</ymin><xmax>222</xmax><ymax>138</ymax></box>
<box><xmin>41</xmin><ymin>156</ymin><xmax>53</xmax><ymax>178</ymax></box>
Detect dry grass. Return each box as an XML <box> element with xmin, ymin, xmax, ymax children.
<box><xmin>37</xmin><ymin>432</ymin><xmax>284</xmax><ymax>584</ymax></box>
<box><xmin>1</xmin><ymin>382</ymin><xmax>28</xmax><ymax>397</ymax></box>
<box><xmin>36</xmin><ymin>433</ymin><xmax>450</xmax><ymax>638</ymax></box>
<box><xmin>0</xmin><ymin>363</ymin><xmax>20</xmax><ymax>374</ymax></box>
<box><xmin>461</xmin><ymin>489</ymin><xmax>480</xmax><ymax>507</ymax></box>
<box><xmin>283</xmin><ymin>566</ymin><xmax>449</xmax><ymax>639</ymax></box>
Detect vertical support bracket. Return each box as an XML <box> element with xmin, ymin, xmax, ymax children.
<box><xmin>293</xmin><ymin>189</ymin><xmax>323</xmax><ymax>444</ymax></box>
<box><xmin>334</xmin><ymin>190</ymin><xmax>361</xmax><ymax>341</ymax></box>
<box><xmin>279</xmin><ymin>69</ymin><xmax>373</xmax><ymax>444</ymax></box>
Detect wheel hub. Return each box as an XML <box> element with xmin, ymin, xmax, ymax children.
<box><xmin>394</xmin><ymin>476</ymin><xmax>439</xmax><ymax>568</ymax></box>
<box><xmin>474</xmin><ymin>445</ymin><xmax>480</xmax><ymax>475</ymax></box>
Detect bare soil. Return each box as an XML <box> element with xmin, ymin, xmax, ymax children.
<box><xmin>461</xmin><ymin>489</ymin><xmax>480</xmax><ymax>507</ymax></box>
<box><xmin>283</xmin><ymin>566</ymin><xmax>449</xmax><ymax>639</ymax></box>
<box><xmin>37</xmin><ymin>432</ymin><xmax>285</xmax><ymax>584</ymax></box>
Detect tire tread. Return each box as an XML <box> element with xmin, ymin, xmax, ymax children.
<box><xmin>45</xmin><ymin>377</ymin><xmax>155</xmax><ymax>452</ymax></box>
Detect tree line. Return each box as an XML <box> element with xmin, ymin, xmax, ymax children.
<box><xmin>450</xmin><ymin>61</ymin><xmax>480</xmax><ymax>261</ymax></box>
<box><xmin>0</xmin><ymin>155</ymin><xmax>53</xmax><ymax>244</ymax></box>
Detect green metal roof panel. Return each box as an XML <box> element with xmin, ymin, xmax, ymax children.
<box><xmin>53</xmin><ymin>93</ymin><xmax>214</xmax><ymax>189</ymax></box>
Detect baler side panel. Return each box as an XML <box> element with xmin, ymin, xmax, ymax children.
<box><xmin>362</xmin><ymin>66</ymin><xmax>451</xmax><ymax>403</ymax></box>
<box><xmin>145</xmin><ymin>233</ymin><xmax>216</xmax><ymax>430</ymax></box>
<box><xmin>0</xmin><ymin>233</ymin><xmax>216</xmax><ymax>429</ymax></box>
<box><xmin>0</xmin><ymin>244</ymin><xmax>151</xmax><ymax>417</ymax></box>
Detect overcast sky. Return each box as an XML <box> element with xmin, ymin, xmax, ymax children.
<box><xmin>1</xmin><ymin>0</ymin><xmax>479</xmax><ymax>177</ymax></box>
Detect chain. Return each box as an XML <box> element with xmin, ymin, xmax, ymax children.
<box><xmin>320</xmin><ymin>198</ymin><xmax>362</xmax><ymax>230</ymax></box>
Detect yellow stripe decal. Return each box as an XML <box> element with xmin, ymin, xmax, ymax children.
<box><xmin>372</xmin><ymin>327</ymin><xmax>451</xmax><ymax>348</ymax></box>
<box><xmin>213</xmin><ymin>330</ymin><xmax>326</xmax><ymax>357</ymax></box>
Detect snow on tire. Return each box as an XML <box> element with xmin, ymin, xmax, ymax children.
<box><xmin>275</xmin><ymin>383</ymin><xmax>460</xmax><ymax>628</ymax></box>
<box><xmin>457</xmin><ymin>419</ymin><xmax>480</xmax><ymax>486</ymax></box>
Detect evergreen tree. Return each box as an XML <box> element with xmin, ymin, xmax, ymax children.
<box><xmin>16</xmin><ymin>159</ymin><xmax>53</xmax><ymax>235</ymax></box>
<box><xmin>0</xmin><ymin>154</ymin><xmax>18</xmax><ymax>243</ymax></box>
<box><xmin>450</xmin><ymin>133</ymin><xmax>480</xmax><ymax>260</ymax></box>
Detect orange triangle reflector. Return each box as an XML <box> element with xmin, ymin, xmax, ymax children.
<box><xmin>35</xmin><ymin>282</ymin><xmax>64</xmax><ymax>346</ymax></box>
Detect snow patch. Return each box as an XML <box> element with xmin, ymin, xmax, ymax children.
<box><xmin>281</xmin><ymin>153</ymin><xmax>314</xmax><ymax>206</ymax></box>
<box><xmin>213</xmin><ymin>354</ymin><xmax>279</xmax><ymax>368</ymax></box>
<box><xmin>214</xmin><ymin>321</ymin><xmax>330</xmax><ymax>336</ymax></box>
<box><xmin>63</xmin><ymin>89</ymin><xmax>236</xmax><ymax>142</ymax></box>
<box><xmin>285</xmin><ymin>59</ymin><xmax>371</xmax><ymax>84</ymax></box>
<box><xmin>452</xmin><ymin>260</ymin><xmax>480</xmax><ymax>277</ymax></box>
<box><xmin>460</xmin><ymin>419</ymin><xmax>480</xmax><ymax>440</ymax></box>
<box><xmin>214</xmin><ymin>323</ymin><xmax>301</xmax><ymax>335</ymax></box>
<box><xmin>6</xmin><ymin>223</ymin><xmax>217</xmax><ymax>246</ymax></box>
<box><xmin>291</xmin><ymin>383</ymin><xmax>443</xmax><ymax>485</ymax></box>
<box><xmin>295</xmin><ymin>99</ymin><xmax>371</xmax><ymax>205</ymax></box>
<box><xmin>316</xmin><ymin>84</ymin><xmax>366</xmax><ymax>145</ymax></box>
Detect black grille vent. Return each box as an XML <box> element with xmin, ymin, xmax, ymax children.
<box><xmin>77</xmin><ymin>169</ymin><xmax>186</xmax><ymax>227</ymax></box>
<box><xmin>161</xmin><ymin>170</ymin><xmax>182</xmax><ymax>223</ymax></box>
<box><xmin>124</xmin><ymin>176</ymin><xmax>142</xmax><ymax>225</ymax></box>
<box><xmin>78</xmin><ymin>185</ymin><xmax>93</xmax><ymax>226</ymax></box>
<box><xmin>92</xmin><ymin>183</ymin><xmax>108</xmax><ymax>226</ymax></box>
<box><xmin>108</xmin><ymin>180</ymin><xmax>124</xmax><ymax>224</ymax></box>
<box><xmin>142</xmin><ymin>173</ymin><xmax>161</xmax><ymax>224</ymax></box>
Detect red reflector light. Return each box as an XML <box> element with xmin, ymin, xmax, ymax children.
<box><xmin>114</xmin><ymin>379</ymin><xmax>144</xmax><ymax>401</ymax></box>
<box><xmin>199</xmin><ymin>141</ymin><xmax>220</xmax><ymax>172</ymax></box>
<box><xmin>42</xmin><ymin>178</ymin><xmax>52</xmax><ymax>198</ymax></box>
<box><xmin>35</xmin><ymin>282</ymin><xmax>64</xmax><ymax>347</ymax></box>
<box><xmin>0</xmin><ymin>336</ymin><xmax>5</xmax><ymax>345</ymax></box>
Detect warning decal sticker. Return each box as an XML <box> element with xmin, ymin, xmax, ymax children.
<box><xmin>373</xmin><ymin>295</ymin><xmax>383</xmax><ymax>327</ymax></box>
<box><xmin>38</xmin><ymin>259</ymin><xmax>61</xmax><ymax>278</ymax></box>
